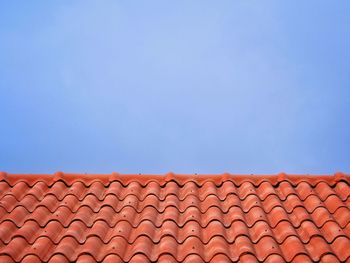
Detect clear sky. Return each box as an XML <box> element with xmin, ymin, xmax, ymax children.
<box><xmin>1</xmin><ymin>1</ymin><xmax>349</xmax><ymax>174</ymax></box>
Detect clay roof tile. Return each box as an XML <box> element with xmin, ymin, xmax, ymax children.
<box><xmin>0</xmin><ymin>172</ymin><xmax>349</xmax><ymax>262</ymax></box>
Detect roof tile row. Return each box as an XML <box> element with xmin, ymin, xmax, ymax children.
<box><xmin>2</xmin><ymin>235</ymin><xmax>350</xmax><ymax>262</ymax></box>
<box><xmin>1</xmin><ymin>192</ymin><xmax>349</xmax><ymax>216</ymax></box>
<box><xmin>1</xmin><ymin>179</ymin><xmax>349</xmax><ymax>201</ymax></box>
<box><xmin>1</xmin><ymin>217</ymin><xmax>350</xmax><ymax>245</ymax></box>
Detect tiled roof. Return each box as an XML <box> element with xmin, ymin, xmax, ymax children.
<box><xmin>0</xmin><ymin>172</ymin><xmax>349</xmax><ymax>262</ymax></box>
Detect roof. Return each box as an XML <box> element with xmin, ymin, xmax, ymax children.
<box><xmin>0</xmin><ymin>172</ymin><xmax>349</xmax><ymax>263</ymax></box>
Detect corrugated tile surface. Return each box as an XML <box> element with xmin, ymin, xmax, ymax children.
<box><xmin>0</xmin><ymin>172</ymin><xmax>349</xmax><ymax>262</ymax></box>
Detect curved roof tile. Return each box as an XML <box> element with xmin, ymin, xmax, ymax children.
<box><xmin>0</xmin><ymin>172</ymin><xmax>349</xmax><ymax>262</ymax></box>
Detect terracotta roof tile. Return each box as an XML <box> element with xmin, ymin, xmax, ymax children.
<box><xmin>0</xmin><ymin>172</ymin><xmax>349</xmax><ymax>262</ymax></box>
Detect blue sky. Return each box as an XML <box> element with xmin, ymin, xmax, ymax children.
<box><xmin>1</xmin><ymin>1</ymin><xmax>349</xmax><ymax>174</ymax></box>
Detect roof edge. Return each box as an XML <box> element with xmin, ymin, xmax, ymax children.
<box><xmin>0</xmin><ymin>172</ymin><xmax>349</xmax><ymax>187</ymax></box>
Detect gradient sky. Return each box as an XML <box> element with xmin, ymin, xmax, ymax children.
<box><xmin>1</xmin><ymin>1</ymin><xmax>349</xmax><ymax>174</ymax></box>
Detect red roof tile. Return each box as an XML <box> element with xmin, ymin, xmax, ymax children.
<box><xmin>0</xmin><ymin>172</ymin><xmax>349</xmax><ymax>262</ymax></box>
